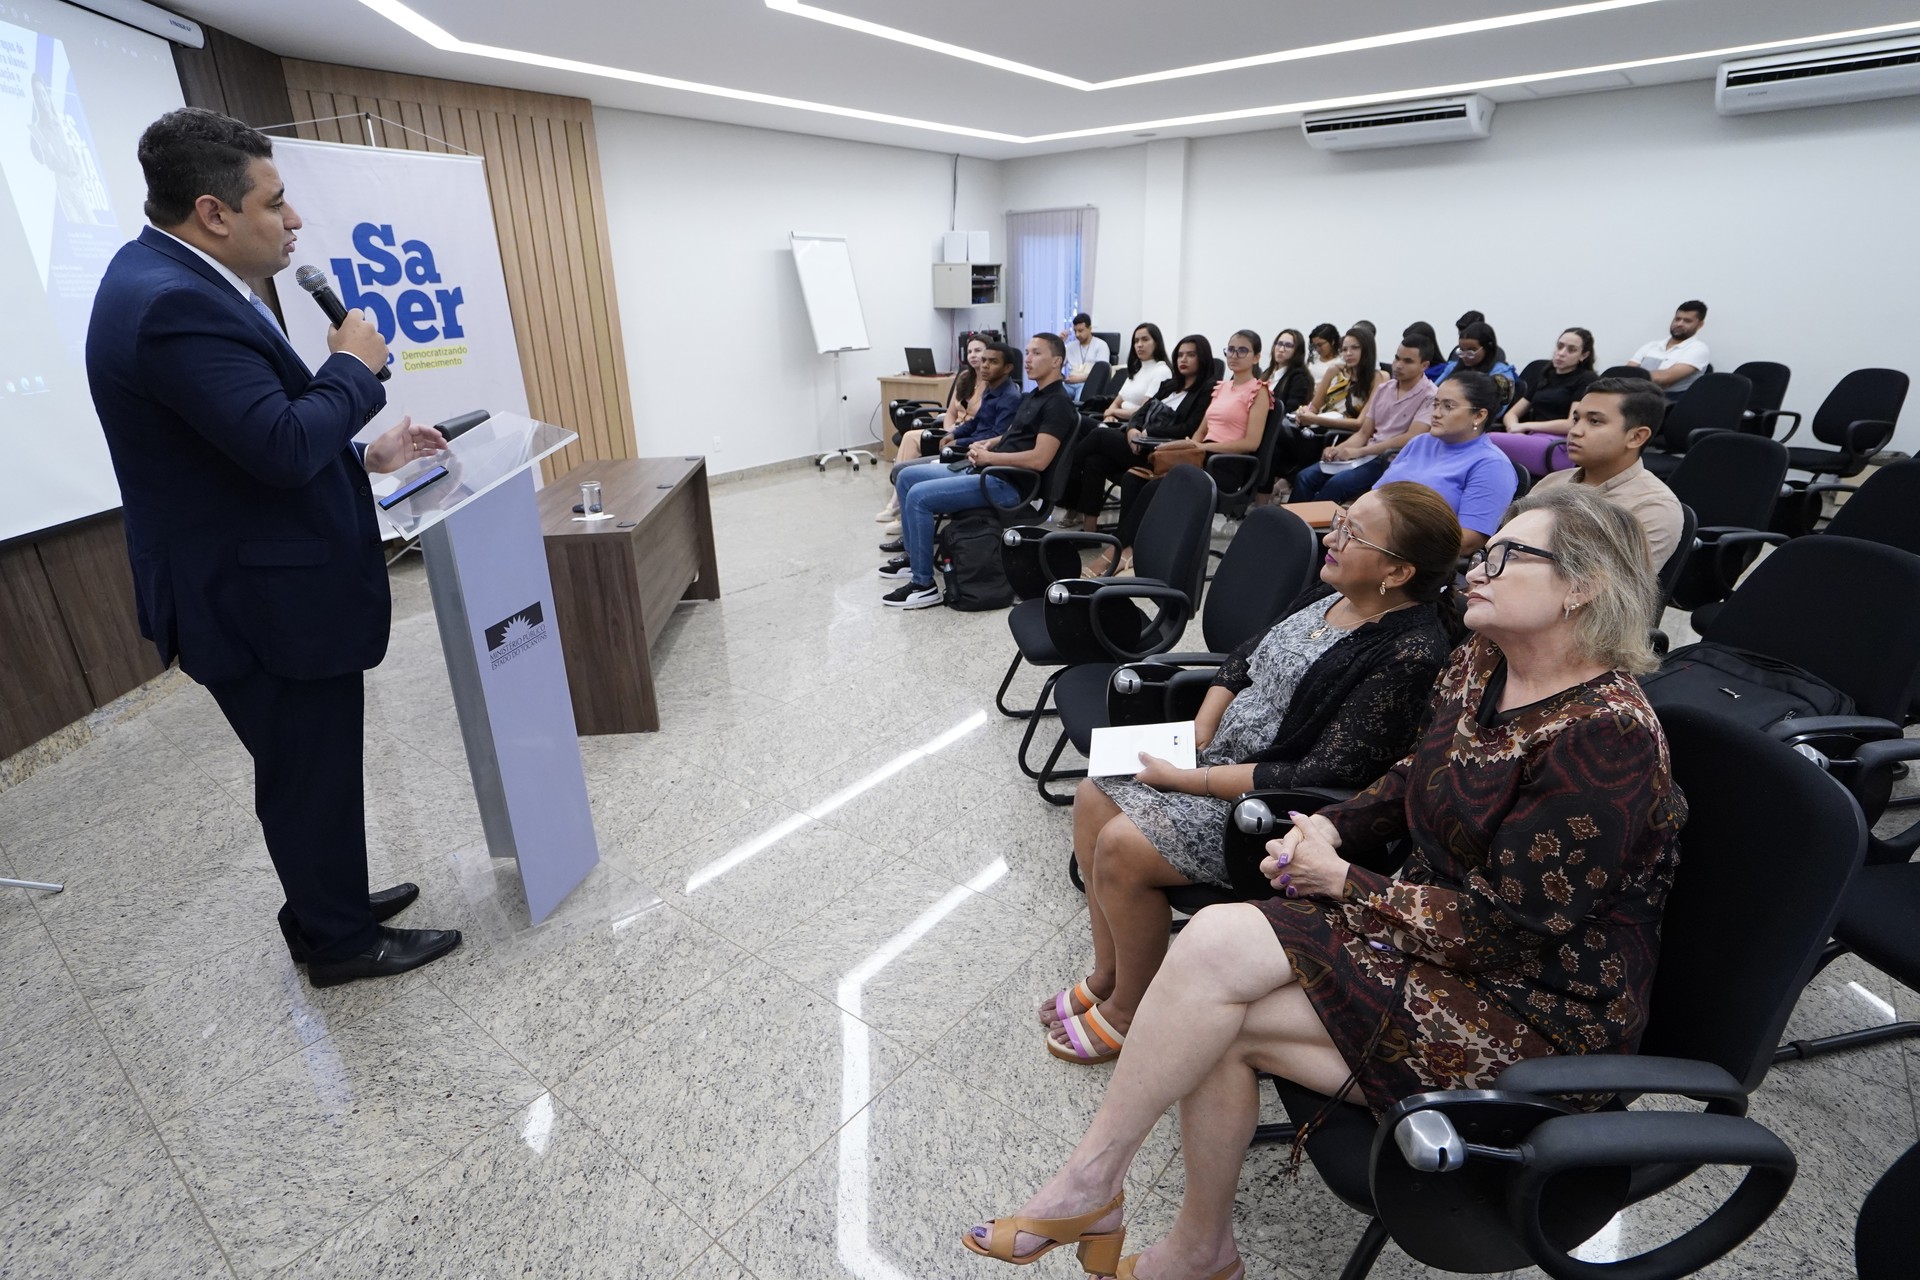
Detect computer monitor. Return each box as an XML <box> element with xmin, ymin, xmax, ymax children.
<box><xmin>904</xmin><ymin>346</ymin><xmax>938</xmax><ymax>377</ymax></box>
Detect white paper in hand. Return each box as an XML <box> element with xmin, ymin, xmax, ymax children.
<box><xmin>1087</xmin><ymin>721</ymin><xmax>1198</xmax><ymax>778</ymax></box>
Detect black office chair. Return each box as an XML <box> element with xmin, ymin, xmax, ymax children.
<box><xmin>888</xmin><ymin>397</ymin><xmax>945</xmax><ymax>446</ymax></box>
<box><xmin>1508</xmin><ymin>454</ymin><xmax>1533</xmax><ymax>500</ymax></box>
<box><xmin>1034</xmin><ymin>505</ymin><xmax>1319</xmax><ymax>804</ymax></box>
<box><xmin>995</xmin><ymin>462</ymin><xmax>1213</xmax><ymax>746</ymax></box>
<box><xmin>1661</xmin><ymin>432</ymin><xmax>1790</xmax><ymax>611</ymax></box>
<box><xmin>1731</xmin><ymin>361</ymin><xmax>1791</xmax><ymax>435</ymax></box>
<box><xmin>1079</xmin><ymin>361</ymin><xmax>1112</xmax><ymax>404</ymax></box>
<box><xmin>1207</xmin><ymin>401</ymin><xmax>1288</xmax><ymax>534</ymax></box>
<box><xmin>1641</xmin><ymin>371</ymin><xmax>1752</xmax><ymax>481</ymax></box>
<box><xmin>1600</xmin><ymin>364</ymin><xmax>1652</xmax><ymax>380</ymax></box>
<box><xmin>1758</xmin><ymin>368</ymin><xmax>1912</xmax><ymax>534</ymax></box>
<box><xmin>1210</xmin><ymin>357</ymin><xmax>1225</xmax><ymax>380</ymax></box>
<box><xmin>1264</xmin><ymin>706</ymin><xmax>1863</xmax><ymax>1280</ymax></box>
<box><xmin>1858</xmin><ymin>1140</ymin><xmax>1920</xmax><ymax>1280</ymax></box>
<box><xmin>1092</xmin><ymin>330</ymin><xmax>1122</xmax><ymax>364</ymax></box>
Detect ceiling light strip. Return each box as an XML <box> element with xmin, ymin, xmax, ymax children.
<box><xmin>352</xmin><ymin>0</ymin><xmax>1023</xmax><ymax>142</ymax></box>
<box><xmin>766</xmin><ymin>0</ymin><xmax>1670</xmax><ymax>91</ymax></box>
<box><xmin>350</xmin><ymin>3</ymin><xmax>1920</xmax><ymax>148</ymax></box>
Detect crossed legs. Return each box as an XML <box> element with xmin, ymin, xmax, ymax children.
<box><xmin>980</xmin><ymin>904</ymin><xmax>1354</xmax><ymax>1276</ymax></box>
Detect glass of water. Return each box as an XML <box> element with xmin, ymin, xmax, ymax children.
<box><xmin>580</xmin><ymin>480</ymin><xmax>603</xmax><ymax>515</ymax></box>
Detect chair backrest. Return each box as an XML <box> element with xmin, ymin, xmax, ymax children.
<box><xmin>1640</xmin><ymin>706</ymin><xmax>1865</xmax><ymax>1093</ymax></box>
<box><xmin>1201</xmin><ymin>506</ymin><xmax>1319</xmax><ymax>653</ymax></box>
<box><xmin>1858</xmin><ymin>1139</ymin><xmax>1920</xmax><ymax>1280</ymax></box>
<box><xmin>1037</xmin><ymin>416</ymin><xmax>1091</xmax><ymax>509</ymax></box>
<box><xmin>1811</xmin><ymin>368</ymin><xmax>1911</xmax><ymax>451</ymax></box>
<box><xmin>1699</xmin><ymin>534</ymin><xmax>1920</xmax><ymax>722</ymax></box>
<box><xmin>1655</xmin><ymin>503</ymin><xmax>1697</xmax><ymax>612</ymax></box>
<box><xmin>1082</xmin><ymin>361</ymin><xmax>1112</xmax><ymax>399</ymax></box>
<box><xmin>1601</xmin><ymin>364</ymin><xmax>1652</xmax><ymax>380</ymax></box>
<box><xmin>1509</xmin><ymin>454</ymin><xmax>1533</xmax><ymax>499</ymax></box>
<box><xmin>1515</xmin><ymin>358</ymin><xmax>1551</xmax><ymax>400</ymax></box>
<box><xmin>1210</xmin><ymin>356</ymin><xmax>1225</xmax><ymax>381</ymax></box>
<box><xmin>1823</xmin><ymin>460</ymin><xmax>1920</xmax><ymax>554</ymax></box>
<box><xmin>1130</xmin><ymin>463</ymin><xmax>1216</xmax><ymax>603</ymax></box>
<box><xmin>1093</xmin><ymin>330</ymin><xmax>1122</xmax><ymax>363</ymax></box>
<box><xmin>1663</xmin><ymin>432</ymin><xmax>1789</xmax><ymax>531</ymax></box>
<box><xmin>1656</xmin><ymin>372</ymin><xmax>1752</xmax><ymax>453</ymax></box>
<box><xmin>1731</xmin><ymin>361</ymin><xmax>1791</xmax><ymax>428</ymax></box>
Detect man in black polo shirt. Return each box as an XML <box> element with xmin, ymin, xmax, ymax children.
<box><xmin>880</xmin><ymin>334</ymin><xmax>1075</xmax><ymax>608</ymax></box>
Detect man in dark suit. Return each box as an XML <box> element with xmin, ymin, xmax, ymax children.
<box><xmin>86</xmin><ymin>108</ymin><xmax>460</xmax><ymax>987</ymax></box>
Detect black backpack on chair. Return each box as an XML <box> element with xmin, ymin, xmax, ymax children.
<box><xmin>936</xmin><ymin>510</ymin><xmax>1016</xmax><ymax>611</ymax></box>
<box><xmin>1641</xmin><ymin>641</ymin><xmax>1855</xmax><ymax>732</ymax></box>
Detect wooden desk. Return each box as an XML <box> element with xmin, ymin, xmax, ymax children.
<box><xmin>539</xmin><ymin>457</ymin><xmax>720</xmax><ymax>734</ymax></box>
<box><xmin>877</xmin><ymin>374</ymin><xmax>953</xmax><ymax>461</ymax></box>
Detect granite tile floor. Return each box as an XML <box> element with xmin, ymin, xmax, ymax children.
<box><xmin>0</xmin><ymin>463</ymin><xmax>1914</xmax><ymax>1279</ymax></box>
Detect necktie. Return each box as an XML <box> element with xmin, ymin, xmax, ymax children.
<box><xmin>247</xmin><ymin>291</ymin><xmax>304</xmax><ymax>363</ymax></box>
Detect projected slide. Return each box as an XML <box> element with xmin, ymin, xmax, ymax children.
<box><xmin>0</xmin><ymin>0</ymin><xmax>183</xmax><ymax>543</ymax></box>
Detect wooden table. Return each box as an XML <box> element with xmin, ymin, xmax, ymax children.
<box><xmin>877</xmin><ymin>373</ymin><xmax>954</xmax><ymax>461</ymax></box>
<box><xmin>539</xmin><ymin>457</ymin><xmax>720</xmax><ymax>734</ymax></box>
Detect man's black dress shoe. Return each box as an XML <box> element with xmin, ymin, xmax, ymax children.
<box><xmin>879</xmin><ymin>537</ymin><xmax>905</xmax><ymax>553</ymax></box>
<box><xmin>308</xmin><ymin>926</ymin><xmax>462</xmax><ymax>988</ymax></box>
<box><xmin>279</xmin><ymin>883</ymin><xmax>421</xmax><ymax>963</ymax></box>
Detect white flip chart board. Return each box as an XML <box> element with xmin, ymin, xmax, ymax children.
<box><xmin>790</xmin><ymin>233</ymin><xmax>871</xmax><ymax>353</ymax></box>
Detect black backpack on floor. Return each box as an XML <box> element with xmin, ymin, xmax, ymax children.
<box><xmin>937</xmin><ymin>511</ymin><xmax>1016</xmax><ymax>611</ymax></box>
<box><xmin>1640</xmin><ymin>641</ymin><xmax>1855</xmax><ymax>732</ymax></box>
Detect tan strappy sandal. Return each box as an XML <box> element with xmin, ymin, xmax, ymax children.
<box><xmin>962</xmin><ymin>1191</ymin><xmax>1126</xmax><ymax>1274</ymax></box>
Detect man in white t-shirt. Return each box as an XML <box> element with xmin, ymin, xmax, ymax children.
<box><xmin>1060</xmin><ymin>312</ymin><xmax>1110</xmax><ymax>402</ymax></box>
<box><xmin>1628</xmin><ymin>300</ymin><xmax>1710</xmax><ymax>398</ymax></box>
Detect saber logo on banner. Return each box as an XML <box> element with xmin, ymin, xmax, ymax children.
<box><xmin>271</xmin><ymin>137</ymin><xmax>528</xmax><ymax>438</ymax></box>
<box><xmin>330</xmin><ymin>222</ymin><xmax>468</xmax><ymax>372</ymax></box>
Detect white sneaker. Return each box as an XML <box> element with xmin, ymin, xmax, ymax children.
<box><xmin>882</xmin><ymin>520</ymin><xmax>902</xmax><ymax>536</ymax></box>
<box><xmin>881</xmin><ymin>582</ymin><xmax>942</xmax><ymax>609</ymax></box>
<box><xmin>874</xmin><ymin>505</ymin><xmax>898</xmax><ymax>523</ymax></box>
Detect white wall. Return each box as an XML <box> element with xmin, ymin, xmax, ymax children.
<box><xmin>1007</xmin><ymin>81</ymin><xmax>1920</xmax><ymax>451</ymax></box>
<box><xmin>597</xmin><ymin>82</ymin><xmax>1920</xmax><ymax>468</ymax></box>
<box><xmin>594</xmin><ymin>108</ymin><xmax>1003</xmax><ymax>473</ymax></box>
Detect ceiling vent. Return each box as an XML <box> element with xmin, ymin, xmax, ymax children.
<box><xmin>1717</xmin><ymin>37</ymin><xmax>1920</xmax><ymax>115</ymax></box>
<box><xmin>1301</xmin><ymin>95</ymin><xmax>1494</xmax><ymax>152</ymax></box>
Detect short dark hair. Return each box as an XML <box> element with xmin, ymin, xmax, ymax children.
<box><xmin>1401</xmin><ymin>322</ymin><xmax>1443</xmax><ymax>366</ymax></box>
<box><xmin>984</xmin><ymin>342</ymin><xmax>1020</xmax><ymax>372</ymax></box>
<box><xmin>1072</xmin><ymin>312</ymin><xmax>1092</xmax><ymax>328</ymax></box>
<box><xmin>1031</xmin><ymin>331</ymin><xmax>1066</xmax><ymax>360</ymax></box>
<box><xmin>139</xmin><ymin>107</ymin><xmax>274</xmax><ymax>226</ymax></box>
<box><xmin>1581</xmin><ymin>377</ymin><xmax>1667</xmax><ymax>437</ymax></box>
<box><xmin>1677</xmin><ymin>300</ymin><xmax>1708</xmax><ymax>319</ymax></box>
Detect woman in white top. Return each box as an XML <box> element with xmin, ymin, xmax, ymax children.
<box><xmin>1095</xmin><ymin>323</ymin><xmax>1172</xmax><ymax>424</ymax></box>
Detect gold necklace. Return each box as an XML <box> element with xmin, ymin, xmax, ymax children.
<box><xmin>1308</xmin><ymin>598</ymin><xmax>1417</xmax><ymax>640</ymax></box>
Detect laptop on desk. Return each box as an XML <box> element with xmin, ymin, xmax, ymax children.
<box><xmin>904</xmin><ymin>346</ymin><xmax>938</xmax><ymax>377</ymax></box>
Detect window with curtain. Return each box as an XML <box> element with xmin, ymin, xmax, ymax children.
<box><xmin>1005</xmin><ymin>207</ymin><xmax>1099</xmax><ymax>385</ymax></box>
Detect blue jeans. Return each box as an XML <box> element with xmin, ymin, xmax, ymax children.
<box><xmin>897</xmin><ymin>465</ymin><xmax>1018</xmax><ymax>585</ymax></box>
<box><xmin>1292</xmin><ymin>454</ymin><xmax>1389</xmax><ymax>505</ymax></box>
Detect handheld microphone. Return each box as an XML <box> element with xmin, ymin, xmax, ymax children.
<box><xmin>293</xmin><ymin>264</ymin><xmax>390</xmax><ymax>382</ymax></box>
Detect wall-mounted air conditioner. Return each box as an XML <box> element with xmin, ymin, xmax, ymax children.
<box><xmin>1717</xmin><ymin>37</ymin><xmax>1920</xmax><ymax>115</ymax></box>
<box><xmin>1301</xmin><ymin>95</ymin><xmax>1494</xmax><ymax>152</ymax></box>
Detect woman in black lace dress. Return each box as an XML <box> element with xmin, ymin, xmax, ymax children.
<box><xmin>1042</xmin><ymin>482</ymin><xmax>1464</xmax><ymax>1065</ymax></box>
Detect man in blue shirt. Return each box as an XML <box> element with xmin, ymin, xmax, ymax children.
<box><xmin>944</xmin><ymin>343</ymin><xmax>1022</xmax><ymax>450</ymax></box>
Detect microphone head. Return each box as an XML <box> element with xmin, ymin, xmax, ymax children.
<box><xmin>293</xmin><ymin>264</ymin><xmax>329</xmax><ymax>294</ymax></box>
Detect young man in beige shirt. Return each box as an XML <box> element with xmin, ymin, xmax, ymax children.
<box><xmin>1534</xmin><ymin>377</ymin><xmax>1685</xmax><ymax>569</ymax></box>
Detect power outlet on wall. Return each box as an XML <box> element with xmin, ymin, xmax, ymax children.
<box><xmin>711</xmin><ymin>434</ymin><xmax>723</xmax><ymax>454</ymax></box>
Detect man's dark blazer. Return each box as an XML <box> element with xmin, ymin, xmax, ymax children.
<box><xmin>86</xmin><ymin>226</ymin><xmax>390</xmax><ymax>685</ymax></box>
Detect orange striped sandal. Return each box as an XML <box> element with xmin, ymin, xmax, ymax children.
<box><xmin>1047</xmin><ymin>1005</ymin><xmax>1125</xmax><ymax>1065</ymax></box>
<box><xmin>1040</xmin><ymin>979</ymin><xmax>1099</xmax><ymax>1027</ymax></box>
<box><xmin>1115</xmin><ymin>1254</ymin><xmax>1243</xmax><ymax>1280</ymax></box>
<box><xmin>962</xmin><ymin>1191</ymin><xmax>1125</xmax><ymax>1273</ymax></box>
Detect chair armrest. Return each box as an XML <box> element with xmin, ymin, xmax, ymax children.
<box><xmin>1694</xmin><ymin>528</ymin><xmax>1786</xmax><ymax>599</ymax></box>
<box><xmin>1040</xmin><ymin>529</ymin><xmax>1121</xmax><ymax>575</ymax></box>
<box><xmin>1496</xmin><ymin>1055</ymin><xmax>1746</xmax><ymax>1103</ymax></box>
<box><xmin>1509</xmin><ymin>1112</ymin><xmax>1795</xmax><ymax>1280</ymax></box>
<box><xmin>1693</xmin><ymin>527</ymin><xmax>1784</xmax><ymax>543</ymax></box>
<box><xmin>1855</xmin><ymin>736</ymin><xmax>1920</xmax><ymax>772</ymax></box>
<box><xmin>1205</xmin><ymin>452</ymin><xmax>1261</xmax><ymax>499</ymax></box>
<box><xmin>1150</xmin><ymin>651</ymin><xmax>1230</xmax><ymax>667</ymax></box>
<box><xmin>1756</xmin><ymin>408</ymin><xmax>1801</xmax><ymax>442</ymax></box>
<box><xmin>1685</xmin><ymin>426</ymin><xmax>1736</xmax><ymax>448</ymax></box>
<box><xmin>980</xmin><ymin>465</ymin><xmax>1043</xmax><ymax>512</ymax></box>
<box><xmin>1086</xmin><ymin>581</ymin><xmax>1193</xmax><ymax>662</ymax></box>
<box><xmin>1766</xmin><ymin>715</ymin><xmax>1905</xmax><ymax>745</ymax></box>
<box><xmin>1804</xmin><ymin>481</ymin><xmax>1860</xmax><ymax>498</ymax></box>
<box><xmin>1846</xmin><ymin>417</ymin><xmax>1896</xmax><ymax>457</ymax></box>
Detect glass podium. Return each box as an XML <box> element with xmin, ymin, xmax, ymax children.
<box><xmin>375</xmin><ymin>412</ymin><xmax>599</xmax><ymax>923</ymax></box>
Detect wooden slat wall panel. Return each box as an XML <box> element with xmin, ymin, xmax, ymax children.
<box><xmin>35</xmin><ymin>522</ymin><xmax>165</xmax><ymax>706</ymax></box>
<box><xmin>278</xmin><ymin>60</ymin><xmax>636</xmax><ymax>470</ymax></box>
<box><xmin>0</xmin><ymin>542</ymin><xmax>95</xmax><ymax>760</ymax></box>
